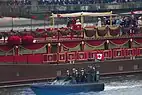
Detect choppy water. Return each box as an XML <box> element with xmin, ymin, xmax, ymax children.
<box><xmin>1</xmin><ymin>74</ymin><xmax>142</xmax><ymax>95</ymax></box>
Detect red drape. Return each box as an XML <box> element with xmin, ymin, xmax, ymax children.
<box><xmin>0</xmin><ymin>45</ymin><xmax>13</xmax><ymax>51</ymax></box>
<box><xmin>134</xmin><ymin>38</ymin><xmax>142</xmax><ymax>44</ymax></box>
<box><xmin>22</xmin><ymin>44</ymin><xmax>45</xmax><ymax>50</ymax></box>
<box><xmin>110</xmin><ymin>39</ymin><xmax>129</xmax><ymax>45</ymax></box>
<box><xmin>86</xmin><ymin>40</ymin><xmax>105</xmax><ymax>46</ymax></box>
<box><xmin>62</xmin><ymin>41</ymin><xmax>81</xmax><ymax>48</ymax></box>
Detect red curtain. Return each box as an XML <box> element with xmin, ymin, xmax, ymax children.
<box><xmin>110</xmin><ymin>39</ymin><xmax>129</xmax><ymax>45</ymax></box>
<box><xmin>0</xmin><ymin>45</ymin><xmax>13</xmax><ymax>51</ymax></box>
<box><xmin>134</xmin><ymin>38</ymin><xmax>142</xmax><ymax>44</ymax></box>
<box><xmin>86</xmin><ymin>40</ymin><xmax>105</xmax><ymax>46</ymax></box>
<box><xmin>22</xmin><ymin>44</ymin><xmax>45</xmax><ymax>50</ymax></box>
<box><xmin>62</xmin><ymin>41</ymin><xmax>80</xmax><ymax>48</ymax></box>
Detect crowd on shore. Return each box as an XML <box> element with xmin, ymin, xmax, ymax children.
<box><xmin>97</xmin><ymin>15</ymin><xmax>142</xmax><ymax>27</ymax></box>
<box><xmin>0</xmin><ymin>0</ymin><xmax>142</xmax><ymax>5</ymax></box>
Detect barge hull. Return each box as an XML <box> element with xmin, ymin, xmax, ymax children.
<box><xmin>0</xmin><ymin>59</ymin><xmax>142</xmax><ymax>86</ymax></box>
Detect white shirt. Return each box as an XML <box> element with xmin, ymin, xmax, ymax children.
<box><xmin>138</xmin><ymin>19</ymin><xmax>142</xmax><ymax>26</ymax></box>
<box><xmin>97</xmin><ymin>20</ymin><xmax>102</xmax><ymax>27</ymax></box>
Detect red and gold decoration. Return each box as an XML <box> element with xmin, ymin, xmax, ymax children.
<box><xmin>0</xmin><ymin>45</ymin><xmax>14</xmax><ymax>56</ymax></box>
<box><xmin>96</xmin><ymin>26</ymin><xmax>108</xmax><ymax>37</ymax></box>
<box><xmin>43</xmin><ymin>54</ymin><xmax>57</xmax><ymax>63</ymax></box>
<box><xmin>22</xmin><ymin>35</ymin><xmax>34</xmax><ymax>45</ymax></box>
<box><xmin>77</xmin><ymin>52</ymin><xmax>88</xmax><ymax>61</ymax></box>
<box><xmin>84</xmin><ymin>28</ymin><xmax>96</xmax><ymax>38</ymax></box>
<box><xmin>108</xmin><ymin>26</ymin><xmax>120</xmax><ymax>37</ymax></box>
<box><xmin>109</xmin><ymin>39</ymin><xmax>129</xmax><ymax>49</ymax></box>
<box><xmin>58</xmin><ymin>43</ymin><xmax>61</xmax><ymax>53</ymax></box>
<box><xmin>7</xmin><ymin>36</ymin><xmax>21</xmax><ymax>46</ymax></box>
<box><xmin>19</xmin><ymin>44</ymin><xmax>47</xmax><ymax>55</ymax></box>
<box><xmin>58</xmin><ymin>28</ymin><xmax>70</xmax><ymax>37</ymax></box>
<box><xmin>61</xmin><ymin>41</ymin><xmax>81</xmax><ymax>52</ymax></box>
<box><xmin>47</xmin><ymin>43</ymin><xmax>51</xmax><ymax>53</ymax></box>
<box><xmin>84</xmin><ymin>40</ymin><xmax>106</xmax><ymax>50</ymax></box>
<box><xmin>113</xmin><ymin>49</ymin><xmax>125</xmax><ymax>58</ymax></box>
<box><xmin>67</xmin><ymin>52</ymin><xmax>76</xmax><ymax>62</ymax></box>
<box><xmin>132</xmin><ymin>38</ymin><xmax>142</xmax><ymax>48</ymax></box>
<box><xmin>58</xmin><ymin>53</ymin><xmax>66</xmax><ymax>63</ymax></box>
<box><xmin>124</xmin><ymin>48</ymin><xmax>136</xmax><ymax>57</ymax></box>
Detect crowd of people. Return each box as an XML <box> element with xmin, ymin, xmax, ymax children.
<box><xmin>96</xmin><ymin>15</ymin><xmax>142</xmax><ymax>34</ymax></box>
<box><xmin>97</xmin><ymin>15</ymin><xmax>141</xmax><ymax>27</ymax></box>
<box><xmin>56</xmin><ymin>66</ymin><xmax>100</xmax><ymax>84</ymax></box>
<box><xmin>0</xmin><ymin>0</ymin><xmax>142</xmax><ymax>5</ymax></box>
<box><xmin>38</xmin><ymin>0</ymin><xmax>142</xmax><ymax>5</ymax></box>
<box><xmin>0</xmin><ymin>0</ymin><xmax>31</xmax><ymax>5</ymax></box>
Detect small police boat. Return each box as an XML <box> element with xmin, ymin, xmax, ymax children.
<box><xmin>31</xmin><ymin>82</ymin><xmax>104</xmax><ymax>95</ymax></box>
<box><xmin>31</xmin><ymin>68</ymin><xmax>104</xmax><ymax>95</ymax></box>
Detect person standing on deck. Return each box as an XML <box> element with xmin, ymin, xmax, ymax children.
<box><xmin>80</xmin><ymin>68</ymin><xmax>87</xmax><ymax>83</ymax></box>
<box><xmin>72</xmin><ymin>68</ymin><xmax>76</xmax><ymax>77</ymax></box>
<box><xmin>65</xmin><ymin>70</ymin><xmax>72</xmax><ymax>81</ymax></box>
<box><xmin>87</xmin><ymin>66</ymin><xmax>94</xmax><ymax>83</ymax></box>
<box><xmin>92</xmin><ymin>66</ymin><xmax>97</xmax><ymax>82</ymax></box>
<box><xmin>75</xmin><ymin>70</ymin><xmax>80</xmax><ymax>83</ymax></box>
<box><xmin>97</xmin><ymin>18</ymin><xmax>102</xmax><ymax>27</ymax></box>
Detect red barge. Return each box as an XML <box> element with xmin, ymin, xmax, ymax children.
<box><xmin>0</xmin><ymin>12</ymin><xmax>142</xmax><ymax>86</ymax></box>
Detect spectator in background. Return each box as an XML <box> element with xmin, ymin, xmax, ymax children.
<box><xmin>116</xmin><ymin>16</ymin><xmax>122</xmax><ymax>26</ymax></box>
<box><xmin>138</xmin><ymin>16</ymin><xmax>142</xmax><ymax>27</ymax></box>
<box><xmin>97</xmin><ymin>18</ymin><xmax>102</xmax><ymax>27</ymax></box>
<box><xmin>105</xmin><ymin>17</ymin><xmax>110</xmax><ymax>25</ymax></box>
<box><xmin>130</xmin><ymin>15</ymin><xmax>137</xmax><ymax>27</ymax></box>
<box><xmin>76</xmin><ymin>19</ymin><xmax>81</xmax><ymax>25</ymax></box>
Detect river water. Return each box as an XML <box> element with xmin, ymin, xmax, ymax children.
<box><xmin>1</xmin><ymin>74</ymin><xmax>142</xmax><ymax>95</ymax></box>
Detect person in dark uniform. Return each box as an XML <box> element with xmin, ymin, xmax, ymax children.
<box><xmin>75</xmin><ymin>70</ymin><xmax>80</xmax><ymax>83</ymax></box>
<box><xmin>64</xmin><ymin>70</ymin><xmax>72</xmax><ymax>81</ymax></box>
<box><xmin>72</xmin><ymin>68</ymin><xmax>76</xmax><ymax>78</ymax></box>
<box><xmin>80</xmin><ymin>68</ymin><xmax>87</xmax><ymax>83</ymax></box>
<box><xmin>95</xmin><ymin>70</ymin><xmax>100</xmax><ymax>82</ymax></box>
<box><xmin>92</xmin><ymin>66</ymin><xmax>97</xmax><ymax>82</ymax></box>
<box><xmin>87</xmin><ymin>66</ymin><xmax>94</xmax><ymax>83</ymax></box>
<box><xmin>71</xmin><ymin>68</ymin><xmax>77</xmax><ymax>84</ymax></box>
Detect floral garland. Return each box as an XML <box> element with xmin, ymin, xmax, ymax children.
<box><xmin>109</xmin><ymin>40</ymin><xmax>129</xmax><ymax>46</ymax></box>
<box><xmin>19</xmin><ymin>44</ymin><xmax>47</xmax><ymax>51</ymax></box>
<box><xmin>0</xmin><ymin>47</ymin><xmax>14</xmax><ymax>53</ymax></box>
<box><xmin>84</xmin><ymin>42</ymin><xmax>105</xmax><ymax>50</ymax></box>
<box><xmin>62</xmin><ymin>42</ymin><xmax>81</xmax><ymax>49</ymax></box>
<box><xmin>133</xmin><ymin>40</ymin><xmax>142</xmax><ymax>45</ymax></box>
<box><xmin>109</xmin><ymin>42</ymin><xmax>129</xmax><ymax>49</ymax></box>
<box><xmin>61</xmin><ymin>43</ymin><xmax>81</xmax><ymax>52</ymax></box>
<box><xmin>19</xmin><ymin>44</ymin><xmax>47</xmax><ymax>55</ymax></box>
<box><xmin>132</xmin><ymin>41</ymin><xmax>142</xmax><ymax>48</ymax></box>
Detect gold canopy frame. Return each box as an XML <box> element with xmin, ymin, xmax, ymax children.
<box><xmin>50</xmin><ymin>11</ymin><xmax>117</xmax><ymax>28</ymax></box>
